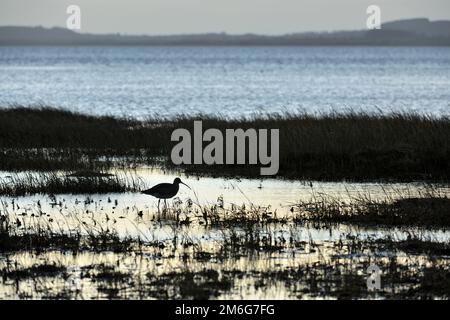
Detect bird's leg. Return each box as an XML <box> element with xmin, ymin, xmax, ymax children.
<box><xmin>164</xmin><ymin>199</ymin><xmax>167</xmax><ymax>210</ymax></box>
<box><xmin>157</xmin><ymin>199</ymin><xmax>160</xmax><ymax>213</ymax></box>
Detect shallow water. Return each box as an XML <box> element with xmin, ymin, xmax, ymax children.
<box><xmin>1</xmin><ymin>168</ymin><xmax>450</xmax><ymax>240</ymax></box>
<box><xmin>3</xmin><ymin>167</ymin><xmax>448</xmax><ymax>208</ymax></box>
<box><xmin>1</xmin><ymin>234</ymin><xmax>447</xmax><ymax>299</ymax></box>
<box><xmin>1</xmin><ymin>168</ymin><xmax>450</xmax><ymax>299</ymax></box>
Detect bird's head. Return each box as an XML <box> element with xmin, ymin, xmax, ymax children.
<box><xmin>174</xmin><ymin>177</ymin><xmax>190</xmax><ymax>189</ymax></box>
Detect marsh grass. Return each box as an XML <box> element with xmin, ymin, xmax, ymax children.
<box><xmin>372</xmin><ymin>238</ymin><xmax>450</xmax><ymax>256</ymax></box>
<box><xmin>0</xmin><ymin>204</ymin><xmax>137</xmax><ymax>253</ymax></box>
<box><xmin>0</xmin><ymin>171</ymin><xmax>143</xmax><ymax>196</ymax></box>
<box><xmin>1</xmin><ymin>106</ymin><xmax>450</xmax><ymax>181</ymax></box>
<box><xmin>293</xmin><ymin>186</ymin><xmax>450</xmax><ymax>227</ymax></box>
<box><xmin>146</xmin><ymin>269</ymin><xmax>233</xmax><ymax>299</ymax></box>
<box><xmin>147</xmin><ymin>190</ymin><xmax>286</xmax><ymax>228</ymax></box>
<box><xmin>0</xmin><ymin>227</ymin><xmax>136</xmax><ymax>253</ymax></box>
<box><xmin>0</xmin><ymin>263</ymin><xmax>67</xmax><ymax>280</ymax></box>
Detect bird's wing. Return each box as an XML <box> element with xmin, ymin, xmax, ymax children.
<box><xmin>142</xmin><ymin>183</ymin><xmax>171</xmax><ymax>195</ymax></box>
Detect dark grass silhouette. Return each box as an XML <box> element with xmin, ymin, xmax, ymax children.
<box><xmin>294</xmin><ymin>196</ymin><xmax>450</xmax><ymax>228</ymax></box>
<box><xmin>0</xmin><ymin>172</ymin><xmax>141</xmax><ymax>196</ymax></box>
<box><xmin>1</xmin><ymin>106</ymin><xmax>449</xmax><ymax>181</ymax></box>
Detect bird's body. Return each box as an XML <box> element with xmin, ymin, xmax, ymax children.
<box><xmin>142</xmin><ymin>182</ymin><xmax>179</xmax><ymax>199</ymax></box>
<box><xmin>141</xmin><ymin>178</ymin><xmax>190</xmax><ymax>210</ymax></box>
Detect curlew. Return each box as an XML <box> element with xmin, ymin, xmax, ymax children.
<box><xmin>141</xmin><ymin>177</ymin><xmax>190</xmax><ymax>211</ymax></box>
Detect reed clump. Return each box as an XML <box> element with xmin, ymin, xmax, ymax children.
<box><xmin>0</xmin><ymin>172</ymin><xmax>142</xmax><ymax>196</ymax></box>
<box><xmin>293</xmin><ymin>188</ymin><xmax>450</xmax><ymax>227</ymax></box>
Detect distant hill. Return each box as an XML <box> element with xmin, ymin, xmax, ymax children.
<box><xmin>382</xmin><ymin>18</ymin><xmax>450</xmax><ymax>37</ymax></box>
<box><xmin>1</xmin><ymin>18</ymin><xmax>449</xmax><ymax>46</ymax></box>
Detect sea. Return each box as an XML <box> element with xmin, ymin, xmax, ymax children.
<box><xmin>0</xmin><ymin>46</ymin><xmax>449</xmax><ymax>118</ymax></box>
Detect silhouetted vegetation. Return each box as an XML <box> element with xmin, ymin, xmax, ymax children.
<box><xmin>1</xmin><ymin>106</ymin><xmax>450</xmax><ymax>181</ymax></box>
<box><xmin>0</xmin><ymin>172</ymin><xmax>141</xmax><ymax>196</ymax></box>
<box><xmin>294</xmin><ymin>192</ymin><xmax>450</xmax><ymax>227</ymax></box>
<box><xmin>1</xmin><ymin>264</ymin><xmax>67</xmax><ymax>280</ymax></box>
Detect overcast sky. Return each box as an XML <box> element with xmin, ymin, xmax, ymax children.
<box><xmin>1</xmin><ymin>0</ymin><xmax>449</xmax><ymax>35</ymax></box>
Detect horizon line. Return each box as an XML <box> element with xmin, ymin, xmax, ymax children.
<box><xmin>1</xmin><ymin>17</ymin><xmax>447</xmax><ymax>37</ymax></box>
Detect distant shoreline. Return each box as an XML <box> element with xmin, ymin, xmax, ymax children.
<box><xmin>1</xmin><ymin>18</ymin><xmax>450</xmax><ymax>46</ymax></box>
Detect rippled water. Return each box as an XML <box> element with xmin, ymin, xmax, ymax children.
<box><xmin>1</xmin><ymin>46</ymin><xmax>449</xmax><ymax>118</ymax></box>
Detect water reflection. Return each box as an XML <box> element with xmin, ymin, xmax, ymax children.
<box><xmin>1</xmin><ymin>168</ymin><xmax>449</xmax><ymax>299</ymax></box>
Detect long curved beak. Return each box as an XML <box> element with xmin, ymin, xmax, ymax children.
<box><xmin>181</xmin><ymin>182</ymin><xmax>191</xmax><ymax>189</ymax></box>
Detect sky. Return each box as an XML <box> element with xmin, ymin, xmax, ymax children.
<box><xmin>1</xmin><ymin>0</ymin><xmax>450</xmax><ymax>35</ymax></box>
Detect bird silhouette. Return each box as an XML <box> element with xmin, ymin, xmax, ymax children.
<box><xmin>141</xmin><ymin>177</ymin><xmax>190</xmax><ymax>211</ymax></box>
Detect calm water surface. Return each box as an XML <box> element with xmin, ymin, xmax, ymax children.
<box><xmin>0</xmin><ymin>46</ymin><xmax>449</xmax><ymax>118</ymax></box>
